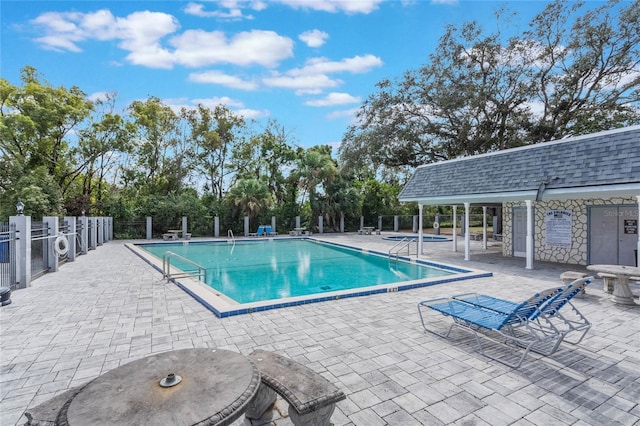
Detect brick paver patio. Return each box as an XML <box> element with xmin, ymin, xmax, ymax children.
<box><xmin>1</xmin><ymin>235</ymin><xmax>639</xmax><ymax>425</ymax></box>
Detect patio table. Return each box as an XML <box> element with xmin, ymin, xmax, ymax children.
<box><xmin>57</xmin><ymin>348</ymin><xmax>260</xmax><ymax>426</ymax></box>
<box><xmin>587</xmin><ymin>264</ymin><xmax>640</xmax><ymax>305</ymax></box>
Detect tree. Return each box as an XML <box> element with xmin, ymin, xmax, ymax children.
<box><xmin>226</xmin><ymin>178</ymin><xmax>272</xmax><ymax>221</ymax></box>
<box><xmin>524</xmin><ymin>0</ymin><xmax>640</xmax><ymax>141</ymax></box>
<box><xmin>184</xmin><ymin>104</ymin><xmax>249</xmax><ymax>198</ymax></box>
<box><xmin>1</xmin><ymin>66</ymin><xmax>92</xmax><ymax>218</ymax></box>
<box><xmin>70</xmin><ymin>93</ymin><xmax>134</xmax><ymax>205</ymax></box>
<box><xmin>128</xmin><ymin>96</ymin><xmax>188</xmax><ymax>195</ymax></box>
<box><xmin>340</xmin><ymin>0</ymin><xmax>640</xmax><ymax>173</ymax></box>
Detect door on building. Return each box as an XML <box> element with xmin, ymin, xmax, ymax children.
<box><xmin>589</xmin><ymin>206</ymin><xmax>639</xmax><ymax>266</ymax></box>
<box><xmin>512</xmin><ymin>207</ymin><xmax>530</xmax><ymax>257</ymax></box>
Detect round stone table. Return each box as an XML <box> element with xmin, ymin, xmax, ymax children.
<box><xmin>58</xmin><ymin>348</ymin><xmax>260</xmax><ymax>426</ymax></box>
<box><xmin>587</xmin><ymin>264</ymin><xmax>640</xmax><ymax>305</ymax></box>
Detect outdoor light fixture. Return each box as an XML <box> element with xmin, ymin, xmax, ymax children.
<box><xmin>81</xmin><ymin>210</ymin><xmax>85</xmax><ymax>216</ymax></box>
<box><xmin>15</xmin><ymin>201</ymin><xmax>24</xmax><ymax>216</ymax></box>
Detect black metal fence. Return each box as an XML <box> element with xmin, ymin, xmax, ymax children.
<box><xmin>0</xmin><ymin>223</ymin><xmax>17</xmax><ymax>289</ymax></box>
<box><xmin>31</xmin><ymin>222</ymin><xmax>49</xmax><ymax>280</ymax></box>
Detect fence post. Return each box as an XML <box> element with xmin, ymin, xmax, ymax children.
<box><xmin>394</xmin><ymin>215</ymin><xmax>399</xmax><ymax>232</ymax></box>
<box><xmin>271</xmin><ymin>216</ymin><xmax>276</xmax><ymax>234</ymax></box>
<box><xmin>64</xmin><ymin>216</ymin><xmax>77</xmax><ymax>261</ymax></box>
<box><xmin>182</xmin><ymin>216</ymin><xmax>188</xmax><ymax>240</ymax></box>
<box><xmin>340</xmin><ymin>214</ymin><xmax>344</xmax><ymax>233</ymax></box>
<box><xmin>412</xmin><ymin>215</ymin><xmax>418</xmax><ymax>233</ymax></box>
<box><xmin>91</xmin><ymin>217</ymin><xmax>99</xmax><ymax>249</ymax></box>
<box><xmin>244</xmin><ymin>216</ymin><xmax>249</xmax><ymax>236</ymax></box>
<box><xmin>79</xmin><ymin>215</ymin><xmax>88</xmax><ymax>254</ymax></box>
<box><xmin>296</xmin><ymin>216</ymin><xmax>301</xmax><ymax>229</ymax></box>
<box><xmin>97</xmin><ymin>217</ymin><xmax>104</xmax><ymax>246</ymax></box>
<box><xmin>318</xmin><ymin>216</ymin><xmax>323</xmax><ymax>234</ymax></box>
<box><xmin>43</xmin><ymin>216</ymin><xmax>59</xmax><ymax>272</ymax></box>
<box><xmin>378</xmin><ymin>216</ymin><xmax>382</xmax><ymax>231</ymax></box>
<box><xmin>214</xmin><ymin>216</ymin><xmax>219</xmax><ymax>237</ymax></box>
<box><xmin>10</xmin><ymin>215</ymin><xmax>31</xmax><ymax>289</ymax></box>
<box><xmin>108</xmin><ymin>217</ymin><xmax>113</xmax><ymax>241</ymax></box>
<box><xmin>360</xmin><ymin>216</ymin><xmax>364</xmax><ymax>230</ymax></box>
<box><xmin>146</xmin><ymin>216</ymin><xmax>152</xmax><ymax>240</ymax></box>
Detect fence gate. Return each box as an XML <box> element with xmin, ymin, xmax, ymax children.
<box><xmin>31</xmin><ymin>221</ymin><xmax>49</xmax><ymax>280</ymax></box>
<box><xmin>0</xmin><ymin>223</ymin><xmax>18</xmax><ymax>289</ymax></box>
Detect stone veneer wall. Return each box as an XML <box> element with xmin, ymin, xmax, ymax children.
<box><xmin>502</xmin><ymin>197</ymin><xmax>637</xmax><ymax>265</ymax></box>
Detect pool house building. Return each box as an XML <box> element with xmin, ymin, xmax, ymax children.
<box><xmin>399</xmin><ymin>125</ymin><xmax>640</xmax><ymax>269</ymax></box>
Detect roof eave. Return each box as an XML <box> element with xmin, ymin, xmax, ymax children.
<box><xmin>399</xmin><ymin>183</ymin><xmax>640</xmax><ymax>205</ymax></box>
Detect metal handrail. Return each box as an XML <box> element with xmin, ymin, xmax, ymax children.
<box><xmin>162</xmin><ymin>251</ymin><xmax>206</xmax><ymax>282</ymax></box>
<box><xmin>388</xmin><ymin>237</ymin><xmax>417</xmax><ymax>262</ymax></box>
<box><xmin>227</xmin><ymin>229</ymin><xmax>236</xmax><ymax>254</ymax></box>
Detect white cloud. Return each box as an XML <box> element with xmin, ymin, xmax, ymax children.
<box><xmin>162</xmin><ymin>96</ymin><xmax>268</xmax><ymax>119</ymax></box>
<box><xmin>306</xmin><ymin>92</ymin><xmax>361</xmax><ymax>107</ymax></box>
<box><xmin>30</xmin><ymin>10</ymin><xmax>293</xmax><ymax>69</ymax></box>
<box><xmin>183</xmin><ymin>2</ymin><xmax>253</xmax><ymax>20</ymax></box>
<box><xmin>291</xmin><ymin>54</ymin><xmax>383</xmax><ymax>76</ymax></box>
<box><xmin>170</xmin><ymin>29</ymin><xmax>293</xmax><ymax>68</ymax></box>
<box><xmin>275</xmin><ymin>0</ymin><xmax>383</xmax><ymax>14</ymax></box>
<box><xmin>263</xmin><ymin>73</ymin><xmax>342</xmax><ymax>95</ymax></box>
<box><xmin>431</xmin><ymin>0</ymin><xmax>459</xmax><ymax>4</ymax></box>
<box><xmin>299</xmin><ymin>29</ymin><xmax>329</xmax><ymax>48</ymax></box>
<box><xmin>189</xmin><ymin>70</ymin><xmax>258</xmax><ymax>90</ymax></box>
<box><xmin>326</xmin><ymin>107</ymin><xmax>359</xmax><ymax>122</ymax></box>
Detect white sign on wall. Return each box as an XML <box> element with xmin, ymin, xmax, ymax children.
<box><xmin>545</xmin><ymin>209</ymin><xmax>572</xmax><ymax>249</ymax></box>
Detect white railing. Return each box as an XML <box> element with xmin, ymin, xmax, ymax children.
<box><xmin>162</xmin><ymin>251</ymin><xmax>206</xmax><ymax>282</ymax></box>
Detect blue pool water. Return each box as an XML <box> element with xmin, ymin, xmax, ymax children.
<box><xmin>139</xmin><ymin>240</ymin><xmax>456</xmax><ymax>304</ymax></box>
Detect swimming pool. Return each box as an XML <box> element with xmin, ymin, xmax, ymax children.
<box><xmin>128</xmin><ymin>238</ymin><xmax>491</xmax><ymax>317</ymax></box>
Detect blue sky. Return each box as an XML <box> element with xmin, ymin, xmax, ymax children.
<box><xmin>2</xmin><ymin>0</ymin><xmax>572</xmax><ymax>151</ymax></box>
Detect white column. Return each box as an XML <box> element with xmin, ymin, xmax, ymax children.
<box><xmin>244</xmin><ymin>216</ymin><xmax>250</xmax><ymax>236</ymax></box>
<box><xmin>271</xmin><ymin>216</ymin><xmax>276</xmax><ymax>234</ymax></box>
<box><xmin>464</xmin><ymin>202</ymin><xmax>470</xmax><ymax>261</ymax></box>
<box><xmin>452</xmin><ymin>206</ymin><xmax>457</xmax><ymax>252</ymax></box>
<box><xmin>10</xmin><ymin>215</ymin><xmax>31</xmax><ymax>289</ymax></box>
<box><xmin>482</xmin><ymin>206</ymin><xmax>487</xmax><ymax>250</ymax></box>
<box><xmin>418</xmin><ymin>204</ymin><xmax>424</xmax><ymax>256</ymax></box>
<box><xmin>146</xmin><ymin>216</ymin><xmax>152</xmax><ymax>240</ymax></box>
<box><xmin>636</xmin><ymin>196</ymin><xmax>640</xmax><ymax>267</ymax></box>
<box><xmin>525</xmin><ymin>199</ymin><xmax>534</xmax><ymax>270</ymax></box>
<box><xmin>182</xmin><ymin>216</ymin><xmax>188</xmax><ymax>239</ymax></box>
<box><xmin>214</xmin><ymin>216</ymin><xmax>220</xmax><ymax>237</ymax></box>
<box><xmin>318</xmin><ymin>216</ymin><xmax>323</xmax><ymax>234</ymax></box>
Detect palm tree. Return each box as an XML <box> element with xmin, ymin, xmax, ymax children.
<box><xmin>226</xmin><ymin>178</ymin><xmax>272</xmax><ymax>221</ymax></box>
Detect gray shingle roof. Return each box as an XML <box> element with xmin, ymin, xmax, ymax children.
<box><xmin>399</xmin><ymin>126</ymin><xmax>640</xmax><ymax>202</ymax></box>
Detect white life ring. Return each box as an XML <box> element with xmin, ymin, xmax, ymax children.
<box><xmin>54</xmin><ymin>233</ymin><xmax>69</xmax><ymax>257</ymax></box>
<box><xmin>433</xmin><ymin>222</ymin><xmax>440</xmax><ymax>229</ymax></box>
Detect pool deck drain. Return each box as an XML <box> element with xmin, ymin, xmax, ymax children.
<box><xmin>1</xmin><ymin>233</ymin><xmax>639</xmax><ymax>425</ymax></box>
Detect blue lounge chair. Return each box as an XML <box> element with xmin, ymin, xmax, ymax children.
<box><xmin>418</xmin><ymin>289</ymin><xmax>574</xmax><ymax>368</ymax></box>
<box><xmin>249</xmin><ymin>225</ymin><xmax>266</xmax><ymax>237</ymax></box>
<box><xmin>452</xmin><ymin>277</ymin><xmax>592</xmax><ymax>345</ymax></box>
<box><xmin>264</xmin><ymin>225</ymin><xmax>277</xmax><ymax>236</ymax></box>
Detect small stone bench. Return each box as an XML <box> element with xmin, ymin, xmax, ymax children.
<box><xmin>162</xmin><ymin>233</ymin><xmax>178</xmax><ymax>240</ymax></box>
<box><xmin>598</xmin><ymin>272</ymin><xmax>617</xmax><ymax>293</ymax></box>
<box><xmin>246</xmin><ymin>349</ymin><xmax>346</xmax><ymax>426</ymax></box>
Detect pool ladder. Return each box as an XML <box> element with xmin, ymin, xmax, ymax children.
<box><xmin>162</xmin><ymin>251</ymin><xmax>206</xmax><ymax>282</ymax></box>
<box><xmin>388</xmin><ymin>238</ymin><xmax>417</xmax><ymax>262</ymax></box>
